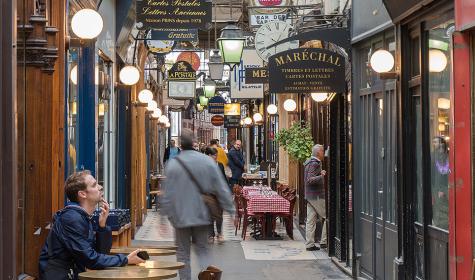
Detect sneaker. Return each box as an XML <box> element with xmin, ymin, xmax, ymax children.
<box><xmin>217</xmin><ymin>234</ymin><xmax>225</xmax><ymax>244</ymax></box>
<box><xmin>306</xmin><ymin>246</ymin><xmax>320</xmax><ymax>251</ymax></box>
<box><xmin>208</xmin><ymin>236</ymin><xmax>214</xmax><ymax>244</ymax></box>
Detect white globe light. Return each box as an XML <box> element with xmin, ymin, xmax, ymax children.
<box><xmin>138</xmin><ymin>89</ymin><xmax>154</xmax><ymax>104</ymax></box>
<box><xmin>152</xmin><ymin>108</ymin><xmax>162</xmax><ymax>118</ymax></box>
<box><xmin>165</xmin><ymin>121</ymin><xmax>171</xmax><ymax>128</ymax></box>
<box><xmin>71</xmin><ymin>9</ymin><xmax>103</xmax><ymax>39</ymax></box>
<box><xmin>147</xmin><ymin>100</ymin><xmax>157</xmax><ymax>112</ymax></box>
<box><xmin>438</xmin><ymin>98</ymin><xmax>450</xmax><ymax>109</ymax></box>
<box><xmin>429</xmin><ymin>49</ymin><xmax>448</xmax><ymax>73</ymax></box>
<box><xmin>283</xmin><ymin>99</ymin><xmax>297</xmax><ymax>112</ymax></box>
<box><xmin>370</xmin><ymin>50</ymin><xmax>395</xmax><ymax>73</ymax></box>
<box><xmin>70</xmin><ymin>65</ymin><xmax>78</xmax><ymax>85</ymax></box>
<box><xmin>267</xmin><ymin>104</ymin><xmax>278</xmax><ymax>115</ymax></box>
<box><xmin>244</xmin><ymin>117</ymin><xmax>253</xmax><ymax>125</ymax></box>
<box><xmin>159</xmin><ymin>115</ymin><xmax>169</xmax><ymax>124</ymax></box>
<box><xmin>119</xmin><ymin>66</ymin><xmax>140</xmax><ymax>85</ymax></box>
<box><xmin>253</xmin><ymin>113</ymin><xmax>263</xmax><ymax>123</ymax></box>
<box><xmin>311</xmin><ymin>92</ymin><xmax>328</xmax><ymax>102</ymax></box>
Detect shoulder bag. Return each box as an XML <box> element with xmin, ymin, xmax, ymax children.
<box><xmin>175</xmin><ymin>157</ymin><xmax>223</xmax><ymax>221</ymax></box>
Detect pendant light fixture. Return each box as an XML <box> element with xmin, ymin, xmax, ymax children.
<box><xmin>217</xmin><ymin>22</ymin><xmax>245</xmax><ymax>69</ymax></box>
<box><xmin>71</xmin><ymin>9</ymin><xmax>103</xmax><ymax>40</ymax></box>
<box><xmin>119</xmin><ymin>65</ymin><xmax>140</xmax><ymax>86</ymax></box>
<box><xmin>208</xmin><ymin>50</ymin><xmax>225</xmax><ymax>80</ymax></box>
<box><xmin>203</xmin><ymin>79</ymin><xmax>216</xmax><ymax>98</ymax></box>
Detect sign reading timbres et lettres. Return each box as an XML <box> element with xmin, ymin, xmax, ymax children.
<box><xmin>268</xmin><ymin>48</ymin><xmax>345</xmax><ymax>93</ymax></box>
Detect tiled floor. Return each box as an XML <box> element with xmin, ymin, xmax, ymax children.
<box><xmin>134</xmin><ymin>210</ymin><xmax>352</xmax><ymax>279</ymax></box>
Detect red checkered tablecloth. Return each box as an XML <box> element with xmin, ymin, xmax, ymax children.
<box><xmin>246</xmin><ymin>193</ymin><xmax>290</xmax><ymax>215</ymax></box>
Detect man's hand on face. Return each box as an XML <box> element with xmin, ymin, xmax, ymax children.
<box><xmin>98</xmin><ymin>199</ymin><xmax>110</xmax><ymax>228</ymax></box>
<box><xmin>127</xmin><ymin>249</ymin><xmax>146</xmax><ymax>265</ymax></box>
<box><xmin>320</xmin><ymin>170</ymin><xmax>327</xmax><ymax>176</ymax></box>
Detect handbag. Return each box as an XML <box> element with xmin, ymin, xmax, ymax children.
<box><xmin>175</xmin><ymin>157</ymin><xmax>223</xmax><ymax>221</ymax></box>
<box><xmin>198</xmin><ymin>265</ymin><xmax>222</xmax><ymax>280</ymax></box>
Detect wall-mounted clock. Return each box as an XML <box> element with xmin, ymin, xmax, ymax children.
<box><xmin>254</xmin><ymin>21</ymin><xmax>299</xmax><ymax>61</ymax></box>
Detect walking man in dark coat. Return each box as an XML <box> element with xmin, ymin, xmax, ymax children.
<box><xmin>39</xmin><ymin>170</ymin><xmax>144</xmax><ymax>279</ymax></box>
<box><xmin>227</xmin><ymin>140</ymin><xmax>245</xmax><ymax>186</ymax></box>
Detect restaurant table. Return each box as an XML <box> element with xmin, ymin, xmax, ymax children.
<box><xmin>78</xmin><ymin>268</ymin><xmax>177</xmax><ymax>279</ymax></box>
<box><xmin>138</xmin><ymin>260</ymin><xmax>185</xmax><ymax>270</ymax></box>
<box><xmin>242</xmin><ymin>185</ymin><xmax>272</xmax><ymax>196</ymax></box>
<box><xmin>109</xmin><ymin>248</ymin><xmax>176</xmax><ymax>256</ymax></box>
<box><xmin>244</xmin><ymin>190</ymin><xmax>290</xmax><ymax>240</ymax></box>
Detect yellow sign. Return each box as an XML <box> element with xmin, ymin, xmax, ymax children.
<box><xmin>224</xmin><ymin>103</ymin><xmax>241</xmax><ymax>116</ymax></box>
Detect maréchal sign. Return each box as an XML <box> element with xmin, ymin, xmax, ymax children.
<box><xmin>268</xmin><ymin>48</ymin><xmax>345</xmax><ymax>93</ymax></box>
<box><xmin>137</xmin><ymin>0</ymin><xmax>212</xmax><ymax>29</ymax></box>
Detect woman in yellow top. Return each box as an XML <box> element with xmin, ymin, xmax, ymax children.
<box><xmin>210</xmin><ymin>139</ymin><xmax>228</xmax><ymax>166</ymax></box>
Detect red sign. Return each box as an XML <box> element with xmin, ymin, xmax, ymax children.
<box><xmin>258</xmin><ymin>0</ymin><xmax>282</xmax><ymax>6</ymax></box>
<box><xmin>211</xmin><ymin>115</ymin><xmax>224</xmax><ymax>126</ymax></box>
<box><xmin>456</xmin><ymin>0</ymin><xmax>475</xmax><ymax>30</ymax></box>
<box><xmin>176</xmin><ymin>52</ymin><xmax>201</xmax><ymax>71</ymax></box>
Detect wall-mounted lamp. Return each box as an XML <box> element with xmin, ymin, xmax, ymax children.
<box><xmin>138</xmin><ymin>89</ymin><xmax>154</xmax><ymax>104</ymax></box>
<box><xmin>71</xmin><ymin>9</ymin><xmax>103</xmax><ymax>40</ymax></box>
<box><xmin>165</xmin><ymin>121</ymin><xmax>171</xmax><ymax>128</ymax></box>
<box><xmin>243</xmin><ymin>116</ymin><xmax>253</xmax><ymax>126</ymax></box>
<box><xmin>266</xmin><ymin>104</ymin><xmax>278</xmax><ymax>115</ymax></box>
<box><xmin>217</xmin><ymin>23</ymin><xmax>245</xmax><ymax>70</ymax></box>
<box><xmin>370</xmin><ymin>49</ymin><xmax>398</xmax><ymax>79</ymax></box>
<box><xmin>438</xmin><ymin>98</ymin><xmax>450</xmax><ymax>109</ymax></box>
<box><xmin>429</xmin><ymin>49</ymin><xmax>448</xmax><ymax>73</ymax></box>
<box><xmin>283</xmin><ymin>99</ymin><xmax>297</xmax><ymax>112</ymax></box>
<box><xmin>70</xmin><ymin>65</ymin><xmax>78</xmax><ymax>85</ymax></box>
<box><xmin>203</xmin><ymin>79</ymin><xmax>216</xmax><ymax>98</ymax></box>
<box><xmin>152</xmin><ymin>108</ymin><xmax>162</xmax><ymax>118</ymax></box>
<box><xmin>159</xmin><ymin>115</ymin><xmax>169</xmax><ymax>124</ymax></box>
<box><xmin>147</xmin><ymin>100</ymin><xmax>158</xmax><ymax>112</ymax></box>
<box><xmin>119</xmin><ymin>65</ymin><xmax>140</xmax><ymax>86</ymax></box>
<box><xmin>253</xmin><ymin>112</ymin><xmax>263</xmax><ymax>123</ymax></box>
<box><xmin>98</xmin><ymin>103</ymin><xmax>105</xmax><ymax>117</ymax></box>
<box><xmin>208</xmin><ymin>50</ymin><xmax>225</xmax><ymax>81</ymax></box>
<box><xmin>311</xmin><ymin>92</ymin><xmax>328</xmax><ymax>102</ymax></box>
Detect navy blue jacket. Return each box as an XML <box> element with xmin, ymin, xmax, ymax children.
<box><xmin>39</xmin><ymin>203</ymin><xmax>127</xmax><ymax>279</ymax></box>
<box><xmin>227</xmin><ymin>147</ymin><xmax>245</xmax><ymax>180</ymax></box>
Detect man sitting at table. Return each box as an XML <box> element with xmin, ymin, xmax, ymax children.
<box><xmin>39</xmin><ymin>170</ymin><xmax>144</xmax><ymax>279</ymax></box>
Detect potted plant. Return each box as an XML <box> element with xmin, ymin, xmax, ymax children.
<box><xmin>275</xmin><ymin>122</ymin><xmax>314</xmax><ymax>162</ymax></box>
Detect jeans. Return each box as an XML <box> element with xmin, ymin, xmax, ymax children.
<box><xmin>208</xmin><ymin>218</ymin><xmax>223</xmax><ymax>237</ymax></box>
<box><xmin>175</xmin><ymin>225</ymin><xmax>211</xmax><ymax>280</ymax></box>
<box><xmin>305</xmin><ymin>200</ymin><xmax>327</xmax><ymax>248</ymax></box>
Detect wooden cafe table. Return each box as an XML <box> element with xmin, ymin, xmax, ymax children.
<box><xmin>79</xmin><ymin>268</ymin><xmax>177</xmax><ymax>280</ymax></box>
<box><xmin>106</xmin><ymin>260</ymin><xmax>185</xmax><ymax>271</ymax></box>
<box><xmin>109</xmin><ymin>247</ymin><xmax>176</xmax><ymax>256</ymax></box>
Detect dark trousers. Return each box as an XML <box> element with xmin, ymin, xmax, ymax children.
<box><xmin>208</xmin><ymin>218</ymin><xmax>223</xmax><ymax>237</ymax></box>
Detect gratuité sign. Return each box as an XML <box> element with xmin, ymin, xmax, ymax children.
<box><xmin>137</xmin><ymin>0</ymin><xmax>212</xmax><ymax>29</ymax></box>
<box><xmin>268</xmin><ymin>48</ymin><xmax>345</xmax><ymax>93</ymax></box>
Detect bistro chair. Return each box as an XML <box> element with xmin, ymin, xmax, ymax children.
<box><xmin>241</xmin><ymin>196</ymin><xmax>265</xmax><ymax>240</ymax></box>
<box><xmin>274</xmin><ymin>194</ymin><xmax>297</xmax><ymax>240</ymax></box>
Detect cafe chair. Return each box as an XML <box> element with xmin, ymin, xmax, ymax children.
<box><xmin>241</xmin><ymin>196</ymin><xmax>265</xmax><ymax>240</ymax></box>
<box><xmin>275</xmin><ymin>195</ymin><xmax>297</xmax><ymax>240</ymax></box>
<box><xmin>198</xmin><ymin>265</ymin><xmax>222</xmax><ymax>280</ymax></box>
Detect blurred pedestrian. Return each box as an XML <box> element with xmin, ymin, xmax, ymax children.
<box><xmin>164</xmin><ymin>139</ymin><xmax>181</xmax><ymax>163</ymax></box>
<box><xmin>161</xmin><ymin>131</ymin><xmax>235</xmax><ymax>280</ymax></box>
<box><xmin>205</xmin><ymin>147</ymin><xmax>226</xmax><ymax>244</ymax></box>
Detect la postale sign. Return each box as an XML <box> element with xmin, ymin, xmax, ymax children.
<box><xmin>137</xmin><ymin>0</ymin><xmax>212</xmax><ymax>29</ymax></box>
<box><xmin>268</xmin><ymin>48</ymin><xmax>345</xmax><ymax>93</ymax></box>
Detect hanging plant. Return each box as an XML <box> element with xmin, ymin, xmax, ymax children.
<box><xmin>275</xmin><ymin>122</ymin><xmax>314</xmax><ymax>162</ymax></box>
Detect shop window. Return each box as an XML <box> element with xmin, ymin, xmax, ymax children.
<box><xmin>67</xmin><ymin>49</ymin><xmax>79</xmax><ymax>176</ymax></box>
<box><xmin>427</xmin><ymin>21</ymin><xmax>453</xmax><ymax>231</ymax></box>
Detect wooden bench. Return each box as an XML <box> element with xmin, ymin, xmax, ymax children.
<box><xmin>111</xmin><ymin>223</ymin><xmax>131</xmax><ymax>248</ymax></box>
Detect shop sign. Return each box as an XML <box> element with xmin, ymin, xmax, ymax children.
<box><xmin>224</xmin><ymin>103</ymin><xmax>241</xmax><ymax>116</ymax></box>
<box><xmin>168</xmin><ymin>80</ymin><xmax>196</xmax><ymax>99</ymax></box>
<box><xmin>230</xmin><ymin>49</ymin><xmax>264</xmax><ymax>99</ymax></box>
<box><xmin>224</xmin><ymin>115</ymin><xmax>241</xmax><ymax>128</ymax></box>
<box><xmin>151</xmin><ymin>29</ymin><xmax>198</xmax><ymax>41</ymax></box>
<box><xmin>211</xmin><ymin>115</ymin><xmax>225</xmax><ymax>126</ymax></box>
<box><xmin>268</xmin><ymin>48</ymin><xmax>345</xmax><ymax>93</ymax></box>
<box><xmin>136</xmin><ymin>0</ymin><xmax>212</xmax><ymax>30</ymax></box>
<box><xmin>245</xmin><ymin>67</ymin><xmax>268</xmax><ymax>84</ymax></box>
<box><xmin>168</xmin><ymin>61</ymin><xmax>196</xmax><ymax>80</ymax></box>
<box><xmin>249</xmin><ymin>13</ymin><xmax>287</xmax><ymax>26</ymax></box>
<box><xmin>251</xmin><ymin>0</ymin><xmax>290</xmax><ymax>14</ymax></box>
<box><xmin>208</xmin><ymin>96</ymin><xmax>226</xmax><ymax>114</ymax></box>
<box><xmin>176</xmin><ymin>52</ymin><xmax>201</xmax><ymax>71</ymax></box>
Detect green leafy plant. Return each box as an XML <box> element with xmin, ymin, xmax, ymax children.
<box><xmin>275</xmin><ymin>122</ymin><xmax>314</xmax><ymax>162</ymax></box>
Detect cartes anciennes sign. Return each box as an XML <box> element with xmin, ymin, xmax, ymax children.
<box><xmin>268</xmin><ymin>48</ymin><xmax>345</xmax><ymax>93</ymax></box>
<box><xmin>137</xmin><ymin>0</ymin><xmax>212</xmax><ymax>29</ymax></box>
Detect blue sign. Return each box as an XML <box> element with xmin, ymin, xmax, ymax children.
<box><xmin>208</xmin><ymin>96</ymin><xmax>226</xmax><ymax>114</ymax></box>
<box><xmin>151</xmin><ymin>29</ymin><xmax>198</xmax><ymax>41</ymax></box>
